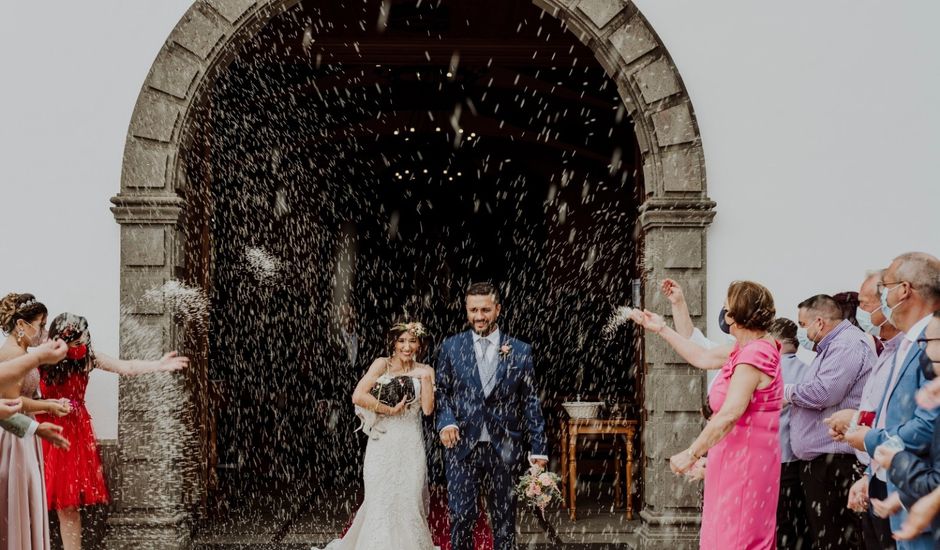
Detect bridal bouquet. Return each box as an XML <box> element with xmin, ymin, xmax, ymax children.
<box><xmin>516</xmin><ymin>464</ymin><xmax>563</xmax><ymax>511</ymax></box>
<box><xmin>516</xmin><ymin>463</ymin><xmax>564</xmax><ymax>544</ymax></box>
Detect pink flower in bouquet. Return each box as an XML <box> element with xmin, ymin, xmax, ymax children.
<box><xmin>529</xmin><ymin>482</ymin><xmax>542</xmax><ymax>495</ymax></box>
<box><xmin>538</xmin><ymin>473</ymin><xmax>554</xmax><ymax>486</ymax></box>
<box><xmin>525</xmin><ymin>485</ymin><xmax>537</xmax><ymax>498</ymax></box>
<box><xmin>536</xmin><ymin>493</ymin><xmax>551</xmax><ymax>509</ymax></box>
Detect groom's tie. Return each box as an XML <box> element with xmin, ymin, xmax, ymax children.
<box><xmin>478</xmin><ymin>338</ymin><xmax>499</xmax><ymax>397</ymax></box>
<box><xmin>477</xmin><ymin>337</ymin><xmax>500</xmax><ymax>444</ymax></box>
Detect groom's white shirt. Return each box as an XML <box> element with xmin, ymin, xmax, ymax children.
<box><xmin>439</xmin><ymin>327</ymin><xmax>548</xmax><ymax>463</ymax></box>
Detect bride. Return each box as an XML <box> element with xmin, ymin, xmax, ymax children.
<box><xmin>316</xmin><ymin>321</ymin><xmax>437</xmax><ymax>550</ymax></box>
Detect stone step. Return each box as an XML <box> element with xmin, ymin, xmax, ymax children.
<box><xmin>192</xmin><ymin>544</ymin><xmax>633</xmax><ymax>550</ymax></box>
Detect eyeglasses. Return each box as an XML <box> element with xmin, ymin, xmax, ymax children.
<box><xmin>876</xmin><ymin>280</ymin><xmax>908</xmax><ymax>294</ymax></box>
<box><xmin>916</xmin><ymin>338</ymin><xmax>940</xmax><ymax>352</ymax></box>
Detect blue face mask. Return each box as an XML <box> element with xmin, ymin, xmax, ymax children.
<box><xmin>796</xmin><ymin>327</ymin><xmax>815</xmax><ymax>351</ymax></box>
<box><xmin>880</xmin><ymin>285</ymin><xmax>905</xmax><ymax>324</ymax></box>
<box><xmin>856</xmin><ymin>306</ymin><xmax>884</xmax><ymax>338</ymax></box>
<box><xmin>718</xmin><ymin>307</ymin><xmax>732</xmax><ymax>335</ymax></box>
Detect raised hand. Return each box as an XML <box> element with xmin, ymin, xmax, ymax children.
<box><xmin>661</xmin><ymin>279</ymin><xmax>685</xmax><ymax>306</ymax></box>
<box><xmin>36</xmin><ymin>422</ymin><xmax>70</xmax><ymax>450</ymax></box>
<box><xmin>0</xmin><ymin>398</ymin><xmax>22</xmax><ymax>420</ymax></box>
<box><xmin>35</xmin><ymin>340</ymin><xmax>68</xmax><ymax>365</ymax></box>
<box><xmin>158</xmin><ymin>351</ymin><xmax>190</xmax><ymax>372</ymax></box>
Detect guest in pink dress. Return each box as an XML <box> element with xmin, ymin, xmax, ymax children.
<box><xmin>631</xmin><ymin>281</ymin><xmax>782</xmax><ymax>550</ymax></box>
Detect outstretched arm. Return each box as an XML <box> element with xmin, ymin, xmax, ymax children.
<box><xmin>20</xmin><ymin>397</ymin><xmax>71</xmax><ymax>417</ymax></box>
<box><xmin>0</xmin><ymin>341</ymin><xmax>68</xmax><ymax>386</ymax></box>
<box><xmin>95</xmin><ymin>351</ymin><xmax>189</xmax><ymax>376</ymax></box>
<box><xmin>631</xmin><ymin>310</ymin><xmax>731</xmax><ymax>370</ymax></box>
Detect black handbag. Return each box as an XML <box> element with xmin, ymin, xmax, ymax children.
<box><xmin>370</xmin><ymin>375</ymin><xmax>417</xmax><ymax>406</ymax></box>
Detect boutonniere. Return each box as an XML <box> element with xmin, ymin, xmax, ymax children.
<box><xmin>499</xmin><ymin>343</ymin><xmax>512</xmax><ymax>357</ymax></box>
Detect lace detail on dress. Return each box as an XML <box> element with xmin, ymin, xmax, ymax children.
<box><xmin>316</xmin><ymin>391</ymin><xmax>437</xmax><ymax>550</ymax></box>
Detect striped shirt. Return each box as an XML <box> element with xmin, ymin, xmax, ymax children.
<box><xmin>785</xmin><ymin>320</ymin><xmax>876</xmax><ymax>460</ymax></box>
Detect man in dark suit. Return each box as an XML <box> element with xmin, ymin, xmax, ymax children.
<box><xmin>436</xmin><ymin>282</ymin><xmax>548</xmax><ymax>550</ymax></box>
<box><xmin>875</xmin><ymin>310</ymin><xmax>940</xmax><ymax>543</ymax></box>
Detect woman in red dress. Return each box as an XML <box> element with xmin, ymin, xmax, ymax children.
<box><xmin>37</xmin><ymin>313</ymin><xmax>189</xmax><ymax>550</ymax></box>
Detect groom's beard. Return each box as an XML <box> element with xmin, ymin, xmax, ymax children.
<box><xmin>471</xmin><ymin>322</ymin><xmax>498</xmax><ymax>336</ymax></box>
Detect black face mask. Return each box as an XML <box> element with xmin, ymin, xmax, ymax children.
<box><xmin>719</xmin><ymin>307</ymin><xmax>732</xmax><ymax>335</ymax></box>
<box><xmin>919</xmin><ymin>348</ymin><xmax>939</xmax><ymax>381</ymax></box>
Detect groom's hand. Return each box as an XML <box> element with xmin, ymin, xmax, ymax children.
<box><xmin>440</xmin><ymin>426</ymin><xmax>460</xmax><ymax>448</ymax></box>
<box><xmin>530</xmin><ymin>458</ymin><xmax>548</xmax><ymax>468</ymax></box>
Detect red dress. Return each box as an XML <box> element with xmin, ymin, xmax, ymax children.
<box><xmin>37</xmin><ymin>370</ymin><xmax>110</xmax><ymax>509</ymax></box>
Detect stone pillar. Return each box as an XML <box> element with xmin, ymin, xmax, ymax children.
<box><xmin>106</xmin><ymin>194</ymin><xmax>192</xmax><ymax>549</ymax></box>
<box><xmin>634</xmin><ymin>198</ymin><xmax>715</xmax><ymax>549</ymax></box>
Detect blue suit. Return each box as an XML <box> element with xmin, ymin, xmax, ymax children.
<box><xmin>865</xmin><ymin>327</ymin><xmax>938</xmax><ymax>549</ymax></box>
<box><xmin>435</xmin><ymin>330</ymin><xmax>547</xmax><ymax>550</ymax></box>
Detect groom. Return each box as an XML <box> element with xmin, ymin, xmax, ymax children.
<box><xmin>436</xmin><ymin>282</ymin><xmax>547</xmax><ymax>550</ymax></box>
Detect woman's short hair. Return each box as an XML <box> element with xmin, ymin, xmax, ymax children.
<box><xmin>726</xmin><ymin>281</ymin><xmax>776</xmax><ymax>331</ymax></box>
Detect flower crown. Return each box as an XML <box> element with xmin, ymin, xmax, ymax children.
<box><xmin>392</xmin><ymin>321</ymin><xmax>428</xmax><ymax>338</ymax></box>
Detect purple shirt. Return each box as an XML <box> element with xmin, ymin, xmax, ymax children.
<box><xmin>785</xmin><ymin>320</ymin><xmax>876</xmax><ymax>460</ymax></box>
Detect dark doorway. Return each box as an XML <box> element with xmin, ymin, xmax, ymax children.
<box><xmin>184</xmin><ymin>0</ymin><xmax>644</xmax><ymax>534</ymax></box>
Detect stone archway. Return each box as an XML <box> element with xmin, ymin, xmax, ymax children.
<box><xmin>109</xmin><ymin>1</ymin><xmax>715</xmax><ymax>548</ymax></box>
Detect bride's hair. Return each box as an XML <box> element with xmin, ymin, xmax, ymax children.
<box><xmin>386</xmin><ymin>319</ymin><xmax>431</xmax><ymax>358</ymax></box>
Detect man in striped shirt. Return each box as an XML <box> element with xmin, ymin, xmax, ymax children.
<box><xmin>786</xmin><ymin>294</ymin><xmax>876</xmax><ymax>550</ymax></box>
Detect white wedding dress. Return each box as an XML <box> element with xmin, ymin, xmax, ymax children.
<box><xmin>316</xmin><ymin>378</ymin><xmax>437</xmax><ymax>550</ymax></box>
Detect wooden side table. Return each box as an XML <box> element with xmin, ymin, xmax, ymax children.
<box><xmin>560</xmin><ymin>418</ymin><xmax>637</xmax><ymax>521</ymax></box>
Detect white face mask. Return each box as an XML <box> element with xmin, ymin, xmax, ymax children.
<box><xmin>796</xmin><ymin>327</ymin><xmax>815</xmax><ymax>351</ymax></box>
<box><xmin>856</xmin><ymin>306</ymin><xmax>885</xmax><ymax>338</ymax></box>
<box><xmin>21</xmin><ymin>321</ymin><xmax>45</xmax><ymax>347</ymax></box>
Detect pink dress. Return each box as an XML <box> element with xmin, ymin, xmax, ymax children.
<box><xmin>700</xmin><ymin>339</ymin><xmax>782</xmax><ymax>550</ymax></box>
<box><xmin>0</xmin><ymin>368</ymin><xmax>50</xmax><ymax>550</ymax></box>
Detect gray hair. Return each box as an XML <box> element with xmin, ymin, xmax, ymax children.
<box><xmin>893</xmin><ymin>252</ymin><xmax>940</xmax><ymax>304</ymax></box>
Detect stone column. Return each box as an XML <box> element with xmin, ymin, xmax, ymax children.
<box><xmin>634</xmin><ymin>198</ymin><xmax>715</xmax><ymax>549</ymax></box>
<box><xmin>106</xmin><ymin>193</ymin><xmax>192</xmax><ymax>549</ymax></box>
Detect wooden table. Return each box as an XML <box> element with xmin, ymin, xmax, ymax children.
<box><xmin>560</xmin><ymin>418</ymin><xmax>637</xmax><ymax>521</ymax></box>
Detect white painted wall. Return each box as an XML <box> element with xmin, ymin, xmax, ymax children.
<box><xmin>1</xmin><ymin>1</ymin><xmax>938</xmax><ymax>439</ymax></box>
<box><xmin>632</xmin><ymin>0</ymin><xmax>940</xmax><ymax>352</ymax></box>
<box><xmin>0</xmin><ymin>1</ymin><xmax>193</xmax><ymax>439</ymax></box>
